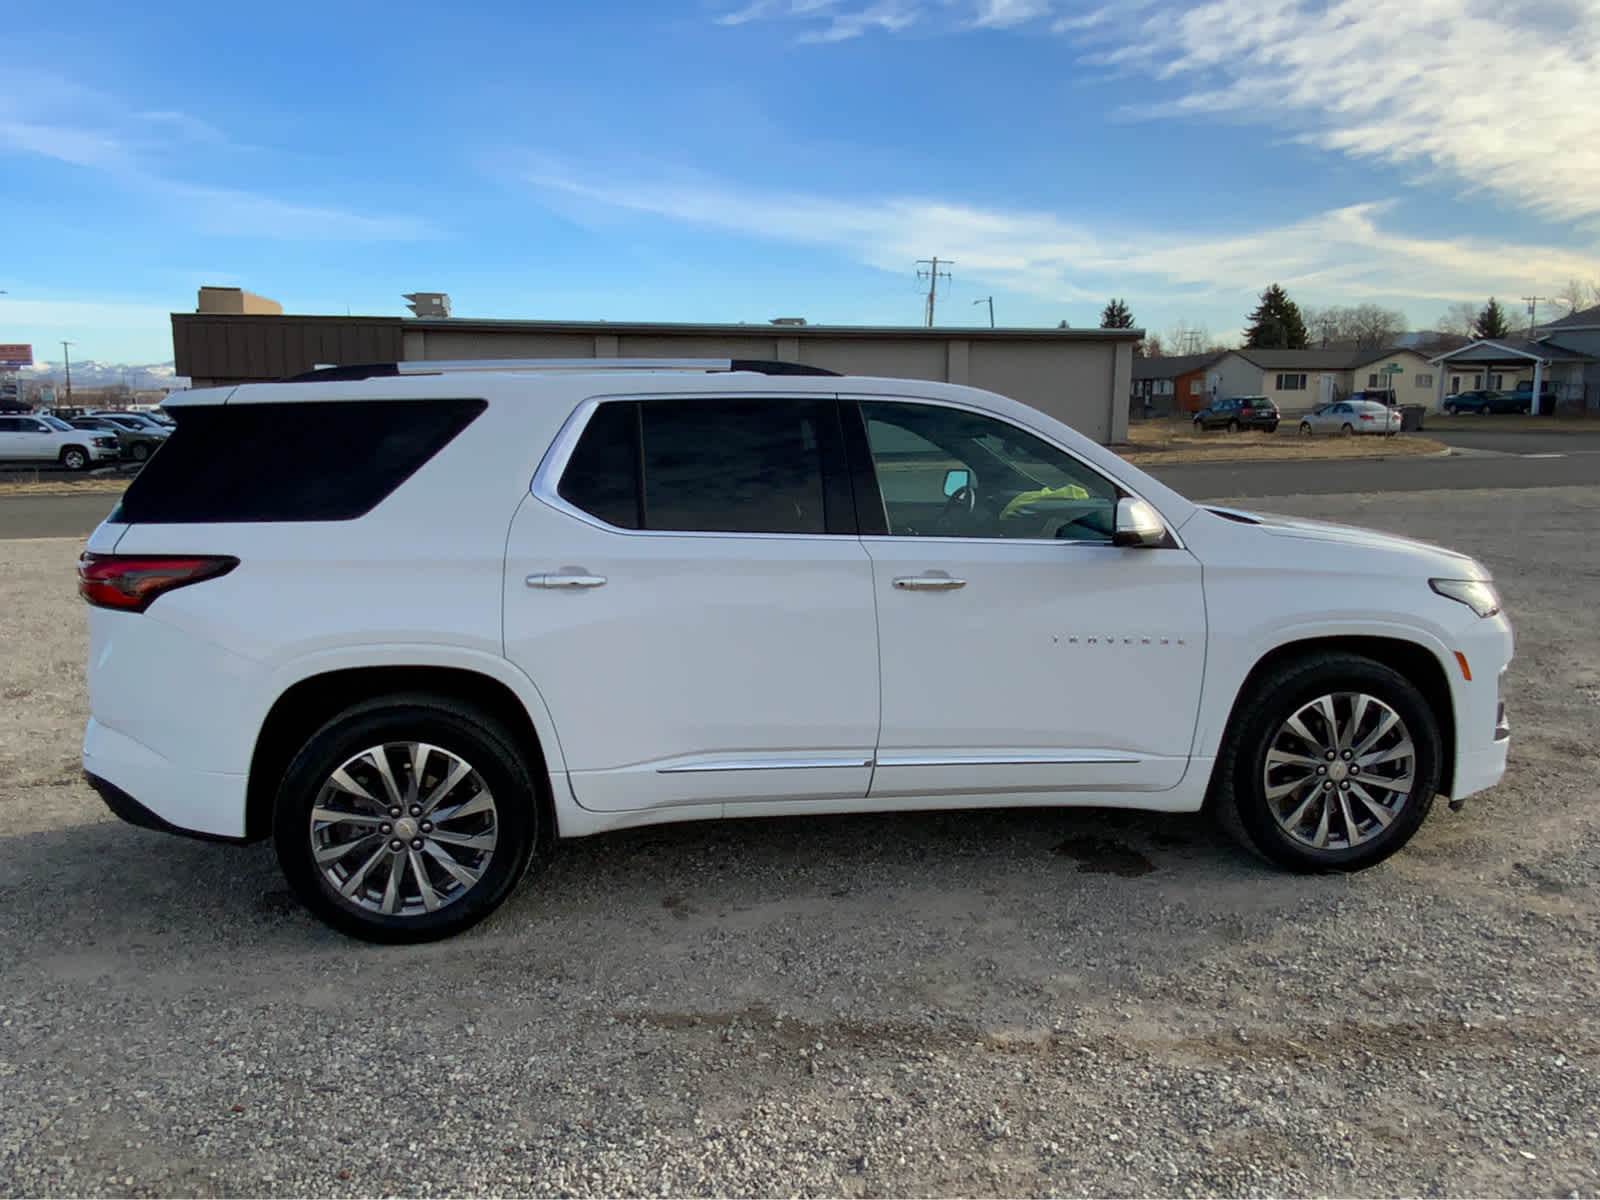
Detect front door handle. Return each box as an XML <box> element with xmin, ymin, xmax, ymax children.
<box><xmin>893</xmin><ymin>574</ymin><xmax>966</xmax><ymax>591</ymax></box>
<box><xmin>526</xmin><ymin>573</ymin><xmax>607</xmax><ymax>589</ymax></box>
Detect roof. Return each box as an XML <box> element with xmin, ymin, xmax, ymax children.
<box><xmin>1225</xmin><ymin>346</ymin><xmax>1426</xmax><ymax>371</ymax></box>
<box><xmin>1131</xmin><ymin>352</ymin><xmax>1220</xmax><ymax>380</ymax></box>
<box><xmin>400</xmin><ymin>316</ymin><xmax>1146</xmax><ymax>342</ymax></box>
<box><xmin>1538</xmin><ymin>303</ymin><xmax>1600</xmax><ymax>330</ymax></box>
<box><xmin>1429</xmin><ymin>338</ymin><xmax>1595</xmax><ymax>364</ymax></box>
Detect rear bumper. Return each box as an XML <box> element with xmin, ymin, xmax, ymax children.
<box><xmin>83</xmin><ymin>717</ymin><xmax>249</xmax><ymax>839</ymax></box>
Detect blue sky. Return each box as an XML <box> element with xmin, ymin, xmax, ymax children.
<box><xmin>2</xmin><ymin>0</ymin><xmax>1597</xmax><ymax>365</ymax></box>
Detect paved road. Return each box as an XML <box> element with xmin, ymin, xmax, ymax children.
<box><xmin>1424</xmin><ymin>425</ymin><xmax>1600</xmax><ymax>456</ymax></box>
<box><xmin>1151</xmin><ymin>440</ymin><xmax>1600</xmax><ymax>500</ymax></box>
<box><xmin>0</xmin><ymin>494</ymin><xmax>120</xmax><ymax>540</ymax></box>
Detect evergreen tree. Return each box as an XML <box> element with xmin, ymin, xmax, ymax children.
<box><xmin>1244</xmin><ymin>284</ymin><xmax>1309</xmax><ymax>349</ymax></box>
<box><xmin>1100</xmin><ymin>298</ymin><xmax>1135</xmax><ymax>329</ymax></box>
<box><xmin>1474</xmin><ymin>297</ymin><xmax>1510</xmax><ymax>340</ymax></box>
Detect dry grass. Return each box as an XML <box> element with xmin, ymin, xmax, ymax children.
<box><xmin>1118</xmin><ymin>420</ymin><xmax>1448</xmax><ymax>465</ymax></box>
<box><xmin>0</xmin><ymin>476</ymin><xmax>130</xmax><ymax>498</ymax></box>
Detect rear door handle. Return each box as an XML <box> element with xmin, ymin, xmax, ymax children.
<box><xmin>526</xmin><ymin>573</ymin><xmax>607</xmax><ymax>589</ymax></box>
<box><xmin>893</xmin><ymin>574</ymin><xmax>966</xmax><ymax>591</ymax></box>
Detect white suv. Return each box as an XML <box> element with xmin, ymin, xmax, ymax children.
<box><xmin>79</xmin><ymin>359</ymin><xmax>1513</xmax><ymax>942</ymax></box>
<box><xmin>0</xmin><ymin>414</ymin><xmax>120</xmax><ymax>469</ymax></box>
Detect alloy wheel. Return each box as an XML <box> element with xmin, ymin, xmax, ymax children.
<box><xmin>1261</xmin><ymin>692</ymin><xmax>1417</xmax><ymax>851</ymax></box>
<box><xmin>309</xmin><ymin>742</ymin><xmax>499</xmax><ymax>917</ymax></box>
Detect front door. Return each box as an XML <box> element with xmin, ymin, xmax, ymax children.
<box><xmin>503</xmin><ymin>394</ymin><xmax>880</xmax><ymax>813</ymax></box>
<box><xmin>851</xmin><ymin>398</ymin><xmax>1207</xmax><ymax>799</ymax></box>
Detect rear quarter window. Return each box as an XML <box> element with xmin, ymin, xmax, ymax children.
<box><xmin>110</xmin><ymin>398</ymin><xmax>487</xmax><ymax>524</ymax></box>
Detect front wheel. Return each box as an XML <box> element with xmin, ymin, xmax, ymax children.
<box><xmin>1214</xmin><ymin>654</ymin><xmax>1441</xmax><ymax>872</ymax></box>
<box><xmin>1226</xmin><ymin>419</ymin><xmax>1240</xmax><ymax>433</ymax></box>
<box><xmin>273</xmin><ymin>696</ymin><xmax>542</xmax><ymax>943</ymax></box>
<box><xmin>130</xmin><ymin>442</ymin><xmax>151</xmax><ymax>463</ymax></box>
<box><xmin>1444</xmin><ymin>404</ymin><xmax>1458</xmax><ymax>416</ymax></box>
<box><xmin>59</xmin><ymin>446</ymin><xmax>89</xmax><ymax>471</ymax></box>
<box><xmin>1299</xmin><ymin>422</ymin><xmax>1313</xmax><ymax>437</ymax></box>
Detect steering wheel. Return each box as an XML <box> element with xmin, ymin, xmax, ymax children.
<box><xmin>934</xmin><ymin>484</ymin><xmax>978</xmax><ymax>533</ymax></box>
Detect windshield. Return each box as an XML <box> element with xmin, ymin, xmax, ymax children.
<box><xmin>40</xmin><ymin>416</ymin><xmax>72</xmax><ymax>431</ymax></box>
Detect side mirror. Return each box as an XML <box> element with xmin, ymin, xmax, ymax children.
<box><xmin>942</xmin><ymin>468</ymin><xmax>971</xmax><ymax>497</ymax></box>
<box><xmin>1112</xmin><ymin>497</ymin><xmax>1167</xmax><ymax>548</ymax></box>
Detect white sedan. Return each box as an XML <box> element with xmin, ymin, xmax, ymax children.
<box><xmin>1298</xmin><ymin>400</ymin><xmax>1402</xmax><ymax>437</ymax></box>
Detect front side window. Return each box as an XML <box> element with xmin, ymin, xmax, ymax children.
<box><xmin>556</xmin><ymin>397</ymin><xmax>837</xmax><ymax>535</ymax></box>
<box><xmin>858</xmin><ymin>401</ymin><xmax>1118</xmax><ymax>542</ymax></box>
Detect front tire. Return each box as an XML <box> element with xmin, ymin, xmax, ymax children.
<box><xmin>1444</xmin><ymin>404</ymin><xmax>1458</xmax><ymax>416</ymax></box>
<box><xmin>1226</xmin><ymin>419</ymin><xmax>1240</xmax><ymax>433</ymax></box>
<box><xmin>1214</xmin><ymin>654</ymin><xmax>1441</xmax><ymax>872</ymax></box>
<box><xmin>131</xmin><ymin>442</ymin><xmax>150</xmax><ymax>462</ymax></box>
<box><xmin>60</xmin><ymin>445</ymin><xmax>89</xmax><ymax>471</ymax></box>
<box><xmin>1299</xmin><ymin>422</ymin><xmax>1313</xmax><ymax>437</ymax></box>
<box><xmin>273</xmin><ymin>696</ymin><xmax>541</xmax><ymax>943</ymax></box>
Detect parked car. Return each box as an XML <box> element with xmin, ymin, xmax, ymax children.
<box><xmin>0</xmin><ymin>414</ymin><xmax>120</xmax><ymax>470</ymax></box>
<box><xmin>1193</xmin><ymin>395</ymin><xmax>1280</xmax><ymax>432</ymax></box>
<box><xmin>68</xmin><ymin>416</ymin><xmax>167</xmax><ymax>462</ymax></box>
<box><xmin>91</xmin><ymin>411</ymin><xmax>173</xmax><ymax>435</ymax></box>
<box><xmin>80</xmin><ymin>359</ymin><xmax>1513</xmax><ymax>942</ymax></box>
<box><xmin>1443</xmin><ymin>390</ymin><xmax>1528</xmax><ymax>416</ymax></box>
<box><xmin>1298</xmin><ymin>400</ymin><xmax>1403</xmax><ymax>437</ymax></box>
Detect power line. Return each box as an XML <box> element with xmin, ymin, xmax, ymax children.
<box><xmin>1522</xmin><ymin>295</ymin><xmax>1555</xmax><ymax>331</ymax></box>
<box><xmin>916</xmin><ymin>257</ymin><xmax>953</xmax><ymax>328</ymax></box>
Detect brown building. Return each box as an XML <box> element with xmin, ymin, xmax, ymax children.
<box><xmin>172</xmin><ymin>301</ymin><xmax>1144</xmax><ymax>443</ymax></box>
<box><xmin>196</xmin><ymin>287</ymin><xmax>283</xmax><ymax>316</ymax></box>
<box><xmin>1130</xmin><ymin>353</ymin><xmax>1222</xmax><ymax>417</ymax></box>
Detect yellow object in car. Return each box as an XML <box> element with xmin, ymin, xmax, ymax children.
<box><xmin>1000</xmin><ymin>483</ymin><xmax>1090</xmax><ymax>519</ymax></box>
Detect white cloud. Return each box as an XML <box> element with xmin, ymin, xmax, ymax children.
<box><xmin>973</xmin><ymin>0</ymin><xmax>1052</xmax><ymax>28</ymax></box>
<box><xmin>0</xmin><ymin>71</ymin><xmax>432</xmax><ymax>241</ymax></box>
<box><xmin>1064</xmin><ymin>0</ymin><xmax>1600</xmax><ymax>226</ymax></box>
<box><xmin>524</xmin><ymin>160</ymin><xmax>1600</xmax><ymax>309</ymax></box>
<box><xmin>797</xmin><ymin>0</ymin><xmax>921</xmax><ymax>42</ymax></box>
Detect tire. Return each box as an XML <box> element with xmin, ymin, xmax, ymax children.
<box><xmin>1193</xmin><ymin>418</ymin><xmax>1205</xmax><ymax>432</ymax></box>
<box><xmin>1213</xmin><ymin>654</ymin><xmax>1441</xmax><ymax>872</ymax></box>
<box><xmin>273</xmin><ymin>695</ymin><xmax>542</xmax><ymax>943</ymax></box>
<box><xmin>1265</xmin><ymin>423</ymin><xmax>1279</xmax><ymax>434</ymax></box>
<box><xmin>131</xmin><ymin>442</ymin><xmax>150</xmax><ymax>462</ymax></box>
<box><xmin>59</xmin><ymin>445</ymin><xmax>89</xmax><ymax>471</ymax></box>
<box><xmin>1299</xmin><ymin>422</ymin><xmax>1313</xmax><ymax>437</ymax></box>
<box><xmin>1226</xmin><ymin>419</ymin><xmax>1240</xmax><ymax>433</ymax></box>
<box><xmin>1340</xmin><ymin>423</ymin><xmax>1355</xmax><ymax>436</ymax></box>
<box><xmin>1444</xmin><ymin>404</ymin><xmax>1458</xmax><ymax>416</ymax></box>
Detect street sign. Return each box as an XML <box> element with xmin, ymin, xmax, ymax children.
<box><xmin>0</xmin><ymin>343</ymin><xmax>32</xmax><ymax>368</ymax></box>
<box><xmin>1379</xmin><ymin>363</ymin><xmax>1404</xmax><ymax>375</ymax></box>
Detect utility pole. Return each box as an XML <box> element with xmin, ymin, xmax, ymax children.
<box><xmin>60</xmin><ymin>341</ymin><xmax>73</xmax><ymax>405</ymax></box>
<box><xmin>973</xmin><ymin>296</ymin><xmax>994</xmax><ymax>328</ymax></box>
<box><xmin>1522</xmin><ymin>296</ymin><xmax>1553</xmax><ymax>333</ymax></box>
<box><xmin>916</xmin><ymin>257</ymin><xmax>952</xmax><ymax>328</ymax></box>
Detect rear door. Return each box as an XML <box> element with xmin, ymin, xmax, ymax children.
<box><xmin>503</xmin><ymin>394</ymin><xmax>880</xmax><ymax>813</ymax></box>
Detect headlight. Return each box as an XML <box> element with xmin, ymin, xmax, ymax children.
<box><xmin>1430</xmin><ymin>578</ymin><xmax>1501</xmax><ymax>618</ymax></box>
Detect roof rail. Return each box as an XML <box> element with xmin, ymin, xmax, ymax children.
<box><xmin>281</xmin><ymin>358</ymin><xmax>840</xmax><ymax>382</ymax></box>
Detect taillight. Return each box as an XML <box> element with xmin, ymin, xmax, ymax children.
<box><xmin>1359</xmin><ymin>414</ymin><xmax>1374</xmax><ymax>421</ymax></box>
<box><xmin>77</xmin><ymin>553</ymin><xmax>238</xmax><ymax>612</ymax></box>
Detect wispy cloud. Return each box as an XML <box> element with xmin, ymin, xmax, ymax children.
<box><xmin>0</xmin><ymin>69</ymin><xmax>433</xmax><ymax>241</ymax></box>
<box><xmin>524</xmin><ymin>159</ymin><xmax>1598</xmax><ymax>305</ymax></box>
<box><xmin>1059</xmin><ymin>0</ymin><xmax>1600</xmax><ymax>225</ymax></box>
<box><xmin>711</xmin><ymin>0</ymin><xmax>1600</xmax><ymax>226</ymax></box>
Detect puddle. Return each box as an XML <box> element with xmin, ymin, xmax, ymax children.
<box><xmin>1052</xmin><ymin>835</ymin><xmax>1156</xmax><ymax>877</ymax></box>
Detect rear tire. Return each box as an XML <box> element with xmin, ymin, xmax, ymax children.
<box><xmin>1226</xmin><ymin>419</ymin><xmax>1240</xmax><ymax>433</ymax></box>
<box><xmin>1214</xmin><ymin>654</ymin><xmax>1441</xmax><ymax>872</ymax></box>
<box><xmin>1265</xmin><ymin>422</ymin><xmax>1279</xmax><ymax>434</ymax></box>
<box><xmin>1340</xmin><ymin>423</ymin><xmax>1355</xmax><ymax>436</ymax></box>
<box><xmin>273</xmin><ymin>695</ymin><xmax>542</xmax><ymax>943</ymax></box>
<box><xmin>59</xmin><ymin>445</ymin><xmax>89</xmax><ymax>471</ymax></box>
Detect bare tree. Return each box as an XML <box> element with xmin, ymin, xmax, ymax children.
<box><xmin>1166</xmin><ymin>320</ymin><xmax>1211</xmax><ymax>356</ymax></box>
<box><xmin>1142</xmin><ymin>333</ymin><xmax>1164</xmax><ymax>358</ymax></box>
<box><xmin>1437</xmin><ymin>301</ymin><xmax>1480</xmax><ymax>339</ymax></box>
<box><xmin>1347</xmin><ymin>303</ymin><xmax>1406</xmax><ymax>349</ymax></box>
<box><xmin>1303</xmin><ymin>306</ymin><xmax>1341</xmax><ymax>348</ymax></box>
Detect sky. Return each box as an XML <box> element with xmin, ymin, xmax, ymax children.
<box><xmin>1</xmin><ymin>0</ymin><xmax>1597</xmax><ymax>366</ymax></box>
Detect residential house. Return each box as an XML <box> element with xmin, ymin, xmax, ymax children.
<box><xmin>1205</xmin><ymin>347</ymin><xmax>1438</xmax><ymax>412</ymax></box>
<box><xmin>1429</xmin><ymin>304</ymin><xmax>1600</xmax><ymax>412</ymax></box>
<box><xmin>1130</xmin><ymin>353</ymin><xmax>1220</xmax><ymax>418</ymax></box>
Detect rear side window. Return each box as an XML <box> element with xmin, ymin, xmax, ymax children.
<box><xmin>555</xmin><ymin>397</ymin><xmax>848</xmax><ymax>535</ymax></box>
<box><xmin>111</xmin><ymin>398</ymin><xmax>486</xmax><ymax>524</ymax></box>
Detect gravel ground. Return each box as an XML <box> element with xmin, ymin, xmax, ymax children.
<box><xmin>1</xmin><ymin>487</ymin><xmax>1597</xmax><ymax>1198</ymax></box>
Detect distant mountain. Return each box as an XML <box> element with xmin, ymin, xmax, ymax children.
<box><xmin>18</xmin><ymin>361</ymin><xmax>188</xmax><ymax>390</ymax></box>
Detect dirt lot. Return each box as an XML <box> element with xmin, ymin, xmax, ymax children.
<box><xmin>1</xmin><ymin>489</ymin><xmax>1598</xmax><ymax>1197</ymax></box>
<box><xmin>1120</xmin><ymin>422</ymin><xmax>1446</xmax><ymax>466</ymax></box>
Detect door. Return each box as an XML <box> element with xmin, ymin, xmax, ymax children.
<box><xmin>850</xmin><ymin>398</ymin><xmax>1206</xmax><ymax>798</ymax></box>
<box><xmin>504</xmin><ymin>394</ymin><xmax>880</xmax><ymax>813</ymax></box>
<box><xmin>8</xmin><ymin>418</ymin><xmax>54</xmax><ymax>461</ymax></box>
<box><xmin>0</xmin><ymin>418</ymin><xmax>23</xmax><ymax>459</ymax></box>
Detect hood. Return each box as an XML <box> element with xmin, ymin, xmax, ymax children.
<box><xmin>1204</xmin><ymin>506</ymin><xmax>1486</xmax><ymax>576</ymax></box>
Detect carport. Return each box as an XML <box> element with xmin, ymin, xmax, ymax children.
<box><xmin>1429</xmin><ymin>339</ymin><xmax>1595</xmax><ymax>413</ymax></box>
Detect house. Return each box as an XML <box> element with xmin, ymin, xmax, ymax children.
<box><xmin>1130</xmin><ymin>353</ymin><xmax>1220</xmax><ymax>417</ymax></box>
<box><xmin>1428</xmin><ymin>304</ymin><xmax>1600</xmax><ymax>413</ymax></box>
<box><xmin>1205</xmin><ymin>347</ymin><xmax>1439</xmax><ymax>412</ymax></box>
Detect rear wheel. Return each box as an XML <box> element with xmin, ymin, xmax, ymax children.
<box><xmin>1214</xmin><ymin>654</ymin><xmax>1441</xmax><ymax>872</ymax></box>
<box><xmin>1340</xmin><ymin>423</ymin><xmax>1355</xmax><ymax>436</ymax></box>
<box><xmin>273</xmin><ymin>695</ymin><xmax>541</xmax><ymax>943</ymax></box>
<box><xmin>1265</xmin><ymin>422</ymin><xmax>1279</xmax><ymax>434</ymax></box>
<box><xmin>1226</xmin><ymin>419</ymin><xmax>1240</xmax><ymax>433</ymax></box>
<box><xmin>59</xmin><ymin>445</ymin><xmax>89</xmax><ymax>471</ymax></box>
